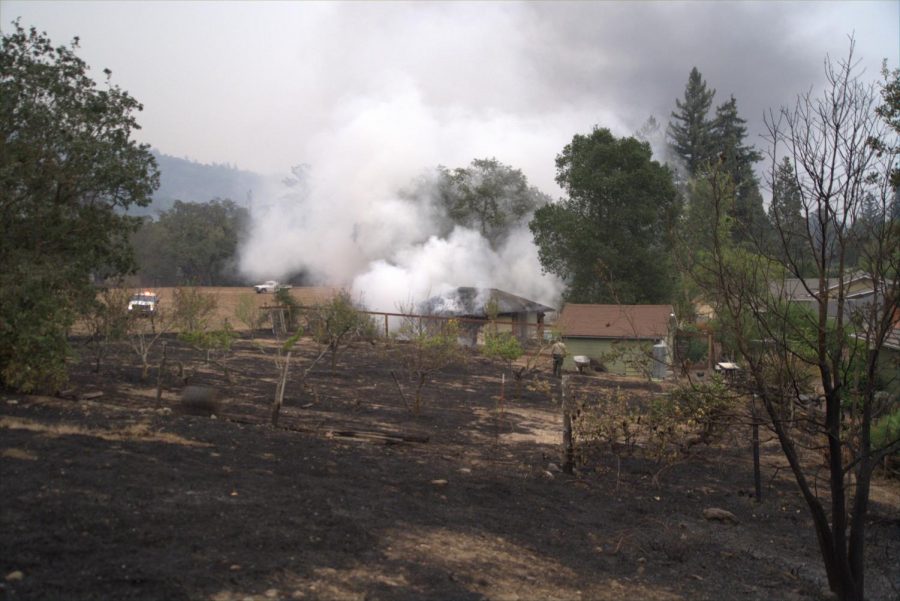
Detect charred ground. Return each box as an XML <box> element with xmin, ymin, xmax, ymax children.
<box><xmin>1</xmin><ymin>332</ymin><xmax>898</xmax><ymax>601</ymax></box>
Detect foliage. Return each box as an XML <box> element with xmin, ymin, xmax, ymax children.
<box><xmin>871</xmin><ymin>410</ymin><xmax>900</xmax><ymax>471</ymax></box>
<box><xmin>594</xmin><ymin>342</ymin><xmax>655</xmax><ymax>380</ymax></box>
<box><xmin>674</xmin><ymin>325</ymin><xmax>709</xmax><ymax>366</ymax></box>
<box><xmin>131</xmin><ymin>198</ymin><xmax>249</xmax><ymax>286</ymax></box>
<box><xmin>274</xmin><ymin>287</ymin><xmax>300</xmax><ymax>333</ymax></box>
<box><xmin>529</xmin><ymin>127</ymin><xmax>679</xmax><ymax>304</ymax></box>
<box><xmin>768</xmin><ymin>157</ymin><xmax>814</xmax><ymax>275</ymax></box>
<box><xmin>573</xmin><ymin>387</ymin><xmax>644</xmax><ymax>458</ymax></box>
<box><xmin>873</xmin><ymin>61</ymin><xmax>900</xmax><ymax>188</ymax></box>
<box><xmin>0</xmin><ymin>23</ymin><xmax>158</xmax><ymax>391</ymax></box>
<box><xmin>690</xmin><ymin>41</ymin><xmax>899</xmax><ymax>601</ymax></box>
<box><xmin>179</xmin><ymin>320</ymin><xmax>238</xmax><ymax>377</ymax></box>
<box><xmin>652</xmin><ymin>376</ymin><xmax>736</xmax><ymax>451</ymax></box>
<box><xmin>710</xmin><ymin>95</ymin><xmax>768</xmax><ymax>245</ymax></box>
<box><xmin>667</xmin><ymin>67</ymin><xmax>716</xmax><ymax>177</ymax></box>
<box><xmin>81</xmin><ymin>286</ymin><xmax>131</xmax><ymax>373</ymax></box>
<box><xmin>572</xmin><ymin>376</ymin><xmax>735</xmax><ymax>466</ymax></box>
<box><xmin>482</xmin><ymin>331</ymin><xmax>523</xmax><ymax>366</ymax></box>
<box><xmin>306</xmin><ymin>292</ymin><xmax>378</xmax><ymax>369</ymax></box>
<box><xmin>416</xmin><ymin>158</ymin><xmax>551</xmax><ymax>249</ymax></box>
<box><xmin>667</xmin><ymin>70</ymin><xmax>768</xmax><ymax>249</ymax></box>
<box><xmin>171</xmin><ymin>287</ymin><xmax>218</xmax><ymax>334</ymax></box>
<box><xmin>234</xmin><ymin>294</ymin><xmax>264</xmax><ymax>331</ymax></box>
<box><xmin>0</xmin><ymin>274</ymin><xmax>73</xmax><ymax>392</ymax></box>
<box><xmin>397</xmin><ymin>316</ymin><xmax>466</xmax><ymax>414</ymax></box>
<box><xmin>141</xmin><ymin>150</ymin><xmax>265</xmax><ymax>218</ymax></box>
<box><xmin>482</xmin><ymin>331</ymin><xmax>524</xmax><ymax>402</ymax></box>
<box><xmin>126</xmin><ymin>306</ymin><xmax>172</xmax><ymax>381</ymax></box>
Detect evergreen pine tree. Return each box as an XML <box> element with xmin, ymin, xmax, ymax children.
<box><xmin>710</xmin><ymin>95</ymin><xmax>768</xmax><ymax>244</ymax></box>
<box><xmin>667</xmin><ymin>67</ymin><xmax>716</xmax><ymax>176</ymax></box>
<box><xmin>769</xmin><ymin>157</ymin><xmax>813</xmax><ymax>275</ymax></box>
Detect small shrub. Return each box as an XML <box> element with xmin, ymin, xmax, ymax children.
<box><xmin>180</xmin><ymin>320</ymin><xmax>238</xmax><ymax>361</ymax></box>
<box><xmin>234</xmin><ymin>294</ymin><xmax>264</xmax><ymax>331</ymax></box>
<box><xmin>572</xmin><ymin>375</ymin><xmax>737</xmax><ymax>466</ymax></box>
<box><xmin>306</xmin><ymin>292</ymin><xmax>378</xmax><ymax>369</ymax></box>
<box><xmin>397</xmin><ymin>317</ymin><xmax>466</xmax><ymax>413</ymax></box>
<box><xmin>274</xmin><ymin>287</ymin><xmax>300</xmax><ymax>332</ymax></box>
<box><xmin>872</xmin><ymin>410</ymin><xmax>900</xmax><ymax>475</ymax></box>
<box><xmin>82</xmin><ymin>287</ymin><xmax>131</xmax><ymax>373</ymax></box>
<box><xmin>172</xmin><ymin>287</ymin><xmax>217</xmax><ymax>334</ymax></box>
<box><xmin>482</xmin><ymin>331</ymin><xmax>523</xmax><ymax>378</ymax></box>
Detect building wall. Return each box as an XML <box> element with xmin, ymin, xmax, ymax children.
<box><xmin>561</xmin><ymin>338</ymin><xmax>659</xmax><ymax>377</ymax></box>
<box><xmin>481</xmin><ymin>311</ymin><xmax>544</xmax><ymax>342</ymax></box>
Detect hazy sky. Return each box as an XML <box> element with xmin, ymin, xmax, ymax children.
<box><xmin>3</xmin><ymin>1</ymin><xmax>898</xmax><ymax>197</ymax></box>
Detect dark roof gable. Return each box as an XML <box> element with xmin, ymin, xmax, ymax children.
<box><xmin>421</xmin><ymin>287</ymin><xmax>555</xmax><ymax>317</ymax></box>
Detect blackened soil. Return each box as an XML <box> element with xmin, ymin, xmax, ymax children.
<box><xmin>2</xmin><ymin>335</ymin><xmax>898</xmax><ymax>601</ymax></box>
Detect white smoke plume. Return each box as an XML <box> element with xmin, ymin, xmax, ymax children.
<box><xmin>238</xmin><ymin>82</ymin><xmax>572</xmax><ymax>312</ymax></box>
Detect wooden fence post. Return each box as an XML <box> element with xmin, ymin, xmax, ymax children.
<box><xmin>751</xmin><ymin>394</ymin><xmax>762</xmax><ymax>502</ymax></box>
<box><xmin>561</xmin><ymin>375</ymin><xmax>574</xmax><ymax>474</ymax></box>
<box><xmin>155</xmin><ymin>342</ymin><xmax>167</xmax><ymax>406</ymax></box>
<box><xmin>271</xmin><ymin>351</ymin><xmax>291</xmax><ymax>426</ymax></box>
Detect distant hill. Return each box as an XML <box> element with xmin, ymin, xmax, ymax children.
<box><xmin>129</xmin><ymin>150</ymin><xmax>268</xmax><ymax>217</ymax></box>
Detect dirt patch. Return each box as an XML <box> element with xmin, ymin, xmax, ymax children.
<box><xmin>1</xmin><ymin>329</ymin><xmax>898</xmax><ymax>601</ymax></box>
<box><xmin>0</xmin><ymin>415</ymin><xmax>211</xmax><ymax>447</ymax></box>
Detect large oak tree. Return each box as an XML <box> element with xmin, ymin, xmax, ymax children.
<box><xmin>0</xmin><ymin>23</ymin><xmax>158</xmax><ymax>391</ymax></box>
<box><xmin>530</xmin><ymin>127</ymin><xmax>679</xmax><ymax>304</ymax></box>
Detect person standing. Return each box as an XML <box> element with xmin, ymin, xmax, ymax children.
<box><xmin>551</xmin><ymin>338</ymin><xmax>567</xmax><ymax>378</ymax></box>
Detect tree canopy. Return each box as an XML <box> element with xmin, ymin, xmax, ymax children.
<box><xmin>667</xmin><ymin>69</ymin><xmax>769</xmax><ymax>251</ymax></box>
<box><xmin>530</xmin><ymin>127</ymin><xmax>679</xmax><ymax>304</ymax></box>
<box><xmin>711</xmin><ymin>95</ymin><xmax>767</xmax><ymax>243</ymax></box>
<box><xmin>131</xmin><ymin>198</ymin><xmax>249</xmax><ymax>286</ymax></box>
<box><xmin>667</xmin><ymin>67</ymin><xmax>716</xmax><ymax>177</ymax></box>
<box><xmin>408</xmin><ymin>158</ymin><xmax>550</xmax><ymax>249</ymax></box>
<box><xmin>0</xmin><ymin>23</ymin><xmax>158</xmax><ymax>391</ymax></box>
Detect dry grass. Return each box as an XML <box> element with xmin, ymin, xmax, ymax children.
<box><xmin>74</xmin><ymin>286</ymin><xmax>341</xmax><ymax>334</ymax></box>
<box><xmin>2</xmin><ymin>448</ymin><xmax>38</xmax><ymax>461</ymax></box>
<box><xmin>0</xmin><ymin>416</ymin><xmax>211</xmax><ymax>447</ymax></box>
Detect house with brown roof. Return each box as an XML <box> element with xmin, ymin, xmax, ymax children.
<box><xmin>420</xmin><ymin>287</ymin><xmax>555</xmax><ymax>344</ymax></box>
<box><xmin>555</xmin><ymin>304</ymin><xmax>675</xmax><ymax>377</ymax></box>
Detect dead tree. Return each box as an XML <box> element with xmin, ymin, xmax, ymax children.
<box><xmin>692</xmin><ymin>40</ymin><xmax>899</xmax><ymax>601</ymax></box>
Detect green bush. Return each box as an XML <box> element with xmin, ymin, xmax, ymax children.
<box><xmin>275</xmin><ymin>287</ymin><xmax>300</xmax><ymax>332</ymax></box>
<box><xmin>573</xmin><ymin>374</ymin><xmax>737</xmax><ymax>464</ymax></box>
<box><xmin>482</xmin><ymin>331</ymin><xmax>523</xmax><ymax>364</ymax></box>
<box><xmin>872</xmin><ymin>410</ymin><xmax>900</xmax><ymax>465</ymax></box>
<box><xmin>172</xmin><ymin>287</ymin><xmax>217</xmax><ymax>333</ymax></box>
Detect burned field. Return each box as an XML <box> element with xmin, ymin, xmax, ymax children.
<box><xmin>2</xmin><ymin>333</ymin><xmax>898</xmax><ymax>601</ymax></box>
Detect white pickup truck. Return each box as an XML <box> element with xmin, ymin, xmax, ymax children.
<box><xmin>253</xmin><ymin>280</ymin><xmax>292</xmax><ymax>294</ymax></box>
<box><xmin>128</xmin><ymin>290</ymin><xmax>159</xmax><ymax>314</ymax></box>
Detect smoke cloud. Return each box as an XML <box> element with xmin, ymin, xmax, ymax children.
<box><xmin>238</xmin><ymin>82</ymin><xmax>566</xmax><ymax>312</ymax></box>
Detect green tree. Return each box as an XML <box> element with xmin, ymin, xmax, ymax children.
<box><xmin>873</xmin><ymin>61</ymin><xmax>900</xmax><ymax>188</ymax></box>
<box><xmin>81</xmin><ymin>286</ymin><xmax>131</xmax><ymax>374</ymax></box>
<box><xmin>667</xmin><ymin>67</ymin><xmax>716</xmax><ymax>177</ymax></box>
<box><xmin>768</xmin><ymin>157</ymin><xmax>814</xmax><ymax>276</ymax></box>
<box><xmin>414</xmin><ymin>158</ymin><xmax>550</xmax><ymax>248</ymax></box>
<box><xmin>306</xmin><ymin>292</ymin><xmax>378</xmax><ymax>370</ymax></box>
<box><xmin>132</xmin><ymin>198</ymin><xmax>249</xmax><ymax>286</ymax></box>
<box><xmin>530</xmin><ymin>127</ymin><xmax>679</xmax><ymax>304</ymax></box>
<box><xmin>710</xmin><ymin>95</ymin><xmax>769</xmax><ymax>244</ymax></box>
<box><xmin>171</xmin><ymin>286</ymin><xmax>218</xmax><ymax>334</ymax></box>
<box><xmin>0</xmin><ymin>23</ymin><xmax>158</xmax><ymax>391</ymax></box>
<box><xmin>396</xmin><ymin>317</ymin><xmax>465</xmax><ymax>414</ymax></box>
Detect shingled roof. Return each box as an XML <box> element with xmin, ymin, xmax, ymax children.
<box><xmin>557</xmin><ymin>304</ymin><xmax>674</xmax><ymax>339</ymax></box>
<box><xmin>420</xmin><ymin>287</ymin><xmax>555</xmax><ymax>317</ymax></box>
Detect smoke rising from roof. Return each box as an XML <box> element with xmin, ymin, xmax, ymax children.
<box><xmin>237</xmin><ymin>83</ymin><xmax>564</xmax><ymax>311</ymax></box>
